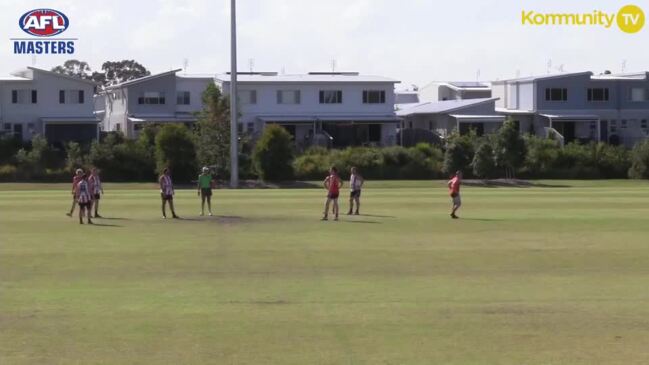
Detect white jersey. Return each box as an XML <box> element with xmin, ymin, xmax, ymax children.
<box><xmin>88</xmin><ymin>175</ymin><xmax>102</xmax><ymax>194</ymax></box>
<box><xmin>350</xmin><ymin>174</ymin><xmax>362</xmax><ymax>191</ymax></box>
<box><xmin>161</xmin><ymin>175</ymin><xmax>174</xmax><ymax>196</ymax></box>
<box><xmin>76</xmin><ymin>180</ymin><xmax>92</xmax><ymax>204</ymax></box>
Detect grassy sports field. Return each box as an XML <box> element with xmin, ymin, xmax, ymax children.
<box><xmin>1</xmin><ymin>180</ymin><xmax>649</xmax><ymax>364</ymax></box>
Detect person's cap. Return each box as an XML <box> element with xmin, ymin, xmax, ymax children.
<box><xmin>75</xmin><ymin>168</ymin><xmax>83</xmax><ymax>174</ymax></box>
<box><xmin>202</xmin><ymin>166</ymin><xmax>209</xmax><ymax>172</ymax></box>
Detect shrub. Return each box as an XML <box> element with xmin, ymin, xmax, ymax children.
<box><xmin>0</xmin><ymin>138</ymin><xmax>22</xmax><ymax>164</ymax></box>
<box><xmin>65</xmin><ymin>142</ymin><xmax>84</xmax><ymax>173</ymax></box>
<box><xmin>523</xmin><ymin>136</ymin><xmax>560</xmax><ymax>177</ymax></box>
<box><xmin>253</xmin><ymin>125</ymin><xmax>294</xmax><ymax>181</ymax></box>
<box><xmin>629</xmin><ymin>139</ymin><xmax>649</xmax><ymax>179</ymax></box>
<box><xmin>472</xmin><ymin>142</ymin><xmax>496</xmax><ymax>179</ymax></box>
<box><xmin>443</xmin><ymin>133</ymin><xmax>475</xmax><ymax>177</ymax></box>
<box><xmin>155</xmin><ymin>124</ymin><xmax>197</xmax><ymax>182</ymax></box>
<box><xmin>0</xmin><ymin>164</ymin><xmax>17</xmax><ymax>182</ymax></box>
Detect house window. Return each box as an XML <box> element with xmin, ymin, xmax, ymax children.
<box><xmin>319</xmin><ymin>90</ymin><xmax>343</xmax><ymax>104</ymax></box>
<box><xmin>641</xmin><ymin>119</ymin><xmax>648</xmax><ymax>131</ymax></box>
<box><xmin>545</xmin><ymin>88</ymin><xmax>568</xmax><ymax>101</ymax></box>
<box><xmin>621</xmin><ymin>120</ymin><xmax>628</xmax><ymax>129</ymax></box>
<box><xmin>429</xmin><ymin>121</ymin><xmax>434</xmax><ymax>130</ymax></box>
<box><xmin>590</xmin><ymin>121</ymin><xmax>597</xmax><ymax>130</ymax></box>
<box><xmin>3</xmin><ymin>123</ymin><xmax>12</xmax><ymax>131</ymax></box>
<box><xmin>59</xmin><ymin>90</ymin><xmax>85</xmax><ymax>104</ymax></box>
<box><xmin>408</xmin><ymin>121</ymin><xmax>413</xmax><ymax>129</ymax></box>
<box><xmin>277</xmin><ymin>90</ymin><xmax>301</xmax><ymax>104</ymax></box>
<box><xmin>630</xmin><ymin>87</ymin><xmax>648</xmax><ymax>102</ymax></box>
<box><xmin>238</xmin><ymin>90</ymin><xmax>257</xmax><ymax>104</ymax></box>
<box><xmin>115</xmin><ymin>124</ymin><xmax>122</xmax><ymax>132</ymax></box>
<box><xmin>176</xmin><ymin>91</ymin><xmax>191</xmax><ymax>105</ymax></box>
<box><xmin>362</xmin><ymin>90</ymin><xmax>386</xmax><ymax>104</ymax></box>
<box><xmin>11</xmin><ymin>89</ymin><xmax>37</xmax><ymax>104</ymax></box>
<box><xmin>610</xmin><ymin>120</ymin><xmax>618</xmax><ymax>133</ymax></box>
<box><xmin>587</xmin><ymin>88</ymin><xmax>609</xmax><ymax>102</ymax></box>
<box><xmin>138</xmin><ymin>92</ymin><xmax>166</xmax><ymax>105</ymax></box>
<box><xmin>246</xmin><ymin>122</ymin><xmax>255</xmax><ymax>133</ymax></box>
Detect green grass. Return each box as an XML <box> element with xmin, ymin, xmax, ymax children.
<box><xmin>2</xmin><ymin>181</ymin><xmax>649</xmax><ymax>364</ymax></box>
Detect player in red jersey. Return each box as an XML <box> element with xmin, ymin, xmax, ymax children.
<box><xmin>448</xmin><ymin>170</ymin><xmax>463</xmax><ymax>219</ymax></box>
<box><xmin>322</xmin><ymin>166</ymin><xmax>343</xmax><ymax>221</ymax></box>
<box><xmin>66</xmin><ymin>168</ymin><xmax>84</xmax><ymax>217</ymax></box>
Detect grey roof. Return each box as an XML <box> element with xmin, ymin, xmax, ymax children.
<box><xmin>105</xmin><ymin>69</ymin><xmax>182</xmax><ymax>89</ymax></box>
<box><xmin>494</xmin><ymin>71</ymin><xmax>593</xmax><ymax>84</ymax></box>
<box><xmin>27</xmin><ymin>67</ymin><xmax>100</xmax><ymax>85</ymax></box>
<box><xmin>396</xmin><ymin>98</ymin><xmax>498</xmax><ymax>117</ymax></box>
<box><xmin>0</xmin><ymin>75</ymin><xmax>30</xmax><ymax>81</ymax></box>
<box><xmin>216</xmin><ymin>73</ymin><xmax>399</xmax><ymax>83</ymax></box>
<box><xmin>448</xmin><ymin>81</ymin><xmax>490</xmax><ymax>88</ymax></box>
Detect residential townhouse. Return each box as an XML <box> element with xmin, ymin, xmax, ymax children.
<box><xmin>397</xmin><ymin>98</ymin><xmax>504</xmax><ymax>141</ymax></box>
<box><xmin>419</xmin><ymin>81</ymin><xmax>492</xmax><ymax>102</ymax></box>
<box><xmin>101</xmin><ymin>69</ymin><xmax>213</xmax><ymax>138</ymax></box>
<box><xmin>215</xmin><ymin>72</ymin><xmax>400</xmax><ymax>148</ymax></box>
<box><xmin>493</xmin><ymin>71</ymin><xmax>649</xmax><ymax>146</ymax></box>
<box><xmin>0</xmin><ymin>67</ymin><xmax>99</xmax><ymax>145</ymax></box>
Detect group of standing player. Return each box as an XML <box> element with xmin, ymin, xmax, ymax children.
<box><xmin>66</xmin><ymin>165</ymin><xmax>462</xmax><ymax>224</ymax></box>
<box><xmin>157</xmin><ymin>166</ymin><xmax>215</xmax><ymax>219</ymax></box>
<box><xmin>67</xmin><ymin>167</ymin><xmax>104</xmax><ymax>224</ymax></box>
<box><xmin>322</xmin><ymin>166</ymin><xmax>364</xmax><ymax>221</ymax></box>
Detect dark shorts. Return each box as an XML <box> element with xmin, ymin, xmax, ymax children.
<box><xmin>78</xmin><ymin>202</ymin><xmax>91</xmax><ymax>209</ymax></box>
<box><xmin>350</xmin><ymin>190</ymin><xmax>361</xmax><ymax>198</ymax></box>
<box><xmin>201</xmin><ymin>188</ymin><xmax>212</xmax><ymax>197</ymax></box>
<box><xmin>94</xmin><ymin>193</ymin><xmax>101</xmax><ymax>200</ymax></box>
<box><xmin>161</xmin><ymin>193</ymin><xmax>173</xmax><ymax>201</ymax></box>
<box><xmin>328</xmin><ymin>192</ymin><xmax>339</xmax><ymax>200</ymax></box>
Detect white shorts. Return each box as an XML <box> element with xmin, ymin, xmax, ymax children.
<box><xmin>452</xmin><ymin>194</ymin><xmax>461</xmax><ymax>206</ymax></box>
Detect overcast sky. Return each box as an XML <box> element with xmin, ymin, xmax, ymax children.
<box><xmin>1</xmin><ymin>0</ymin><xmax>647</xmax><ymax>88</ymax></box>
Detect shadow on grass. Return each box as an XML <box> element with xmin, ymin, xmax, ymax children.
<box><xmin>90</xmin><ymin>223</ymin><xmax>122</xmax><ymax>227</ymax></box>
<box><xmin>459</xmin><ymin>218</ymin><xmax>505</xmax><ymax>222</ymax></box>
<box><xmin>463</xmin><ymin>180</ymin><xmax>572</xmax><ymax>188</ymax></box>
<box><xmin>360</xmin><ymin>214</ymin><xmax>397</xmax><ymax>218</ymax></box>
<box><xmin>343</xmin><ymin>220</ymin><xmax>381</xmax><ymax>224</ymax></box>
<box><xmin>97</xmin><ymin>217</ymin><xmax>130</xmax><ymax>221</ymax></box>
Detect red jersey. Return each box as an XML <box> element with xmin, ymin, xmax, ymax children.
<box><xmin>327</xmin><ymin>174</ymin><xmax>340</xmax><ymax>194</ymax></box>
<box><xmin>72</xmin><ymin>175</ymin><xmax>82</xmax><ymax>189</ymax></box>
<box><xmin>449</xmin><ymin>176</ymin><xmax>461</xmax><ymax>196</ymax></box>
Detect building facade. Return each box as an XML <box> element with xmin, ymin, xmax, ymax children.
<box><xmin>101</xmin><ymin>69</ymin><xmax>213</xmax><ymax>138</ymax></box>
<box><xmin>493</xmin><ymin>72</ymin><xmax>649</xmax><ymax>146</ymax></box>
<box><xmin>215</xmin><ymin>72</ymin><xmax>400</xmax><ymax>148</ymax></box>
<box><xmin>0</xmin><ymin>67</ymin><xmax>99</xmax><ymax>145</ymax></box>
<box><xmin>419</xmin><ymin>81</ymin><xmax>492</xmax><ymax>102</ymax></box>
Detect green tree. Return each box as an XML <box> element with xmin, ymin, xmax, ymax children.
<box><xmin>472</xmin><ymin>142</ymin><xmax>496</xmax><ymax>179</ymax></box>
<box><xmin>65</xmin><ymin>141</ymin><xmax>84</xmax><ymax>172</ymax></box>
<box><xmin>443</xmin><ymin>132</ymin><xmax>476</xmax><ymax>176</ymax></box>
<box><xmin>155</xmin><ymin>124</ymin><xmax>197</xmax><ymax>182</ymax></box>
<box><xmin>493</xmin><ymin>119</ymin><xmax>526</xmax><ymax>178</ymax></box>
<box><xmin>51</xmin><ymin>59</ymin><xmax>94</xmax><ymax>80</ymax></box>
<box><xmin>629</xmin><ymin>140</ymin><xmax>649</xmax><ymax>179</ymax></box>
<box><xmin>98</xmin><ymin>60</ymin><xmax>151</xmax><ymax>86</ymax></box>
<box><xmin>253</xmin><ymin>125</ymin><xmax>294</xmax><ymax>181</ymax></box>
<box><xmin>194</xmin><ymin>83</ymin><xmax>231</xmax><ymax>177</ymax></box>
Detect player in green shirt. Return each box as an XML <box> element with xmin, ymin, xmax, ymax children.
<box><xmin>197</xmin><ymin>167</ymin><xmax>214</xmax><ymax>216</ymax></box>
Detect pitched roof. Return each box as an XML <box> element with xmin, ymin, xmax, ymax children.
<box><xmin>216</xmin><ymin>73</ymin><xmax>399</xmax><ymax>83</ymax></box>
<box><xmin>493</xmin><ymin>71</ymin><xmax>593</xmax><ymax>84</ymax></box>
<box><xmin>396</xmin><ymin>98</ymin><xmax>498</xmax><ymax>117</ymax></box>
<box><xmin>27</xmin><ymin>67</ymin><xmax>100</xmax><ymax>85</ymax></box>
<box><xmin>105</xmin><ymin>69</ymin><xmax>182</xmax><ymax>89</ymax></box>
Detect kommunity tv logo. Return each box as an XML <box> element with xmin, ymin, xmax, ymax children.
<box><xmin>522</xmin><ymin>4</ymin><xmax>645</xmax><ymax>33</ymax></box>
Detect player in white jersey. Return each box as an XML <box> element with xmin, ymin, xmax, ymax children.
<box><xmin>159</xmin><ymin>168</ymin><xmax>179</xmax><ymax>219</ymax></box>
<box><xmin>88</xmin><ymin>168</ymin><xmax>104</xmax><ymax>218</ymax></box>
<box><xmin>347</xmin><ymin>167</ymin><xmax>364</xmax><ymax>215</ymax></box>
<box><xmin>75</xmin><ymin>173</ymin><xmax>94</xmax><ymax>225</ymax></box>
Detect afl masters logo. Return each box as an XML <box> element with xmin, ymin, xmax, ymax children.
<box><xmin>11</xmin><ymin>9</ymin><xmax>76</xmax><ymax>54</ymax></box>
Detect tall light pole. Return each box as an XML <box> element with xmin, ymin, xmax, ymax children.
<box><xmin>229</xmin><ymin>0</ymin><xmax>239</xmax><ymax>188</ymax></box>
